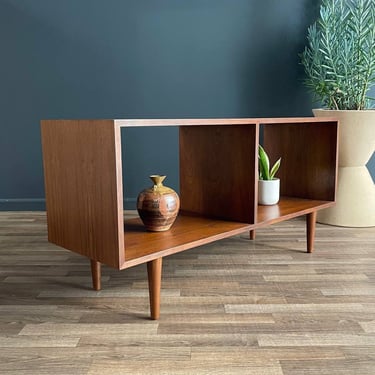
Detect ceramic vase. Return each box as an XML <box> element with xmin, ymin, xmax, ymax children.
<box><xmin>137</xmin><ymin>175</ymin><xmax>180</xmax><ymax>231</ymax></box>
<box><xmin>258</xmin><ymin>178</ymin><xmax>280</xmax><ymax>205</ymax></box>
<box><xmin>313</xmin><ymin>109</ymin><xmax>375</xmax><ymax>227</ymax></box>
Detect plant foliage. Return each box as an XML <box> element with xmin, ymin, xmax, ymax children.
<box><xmin>301</xmin><ymin>0</ymin><xmax>375</xmax><ymax>110</ymax></box>
<box><xmin>258</xmin><ymin>145</ymin><xmax>281</xmax><ymax>181</ymax></box>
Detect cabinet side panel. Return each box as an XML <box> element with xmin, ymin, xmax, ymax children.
<box><xmin>180</xmin><ymin>125</ymin><xmax>257</xmax><ymax>223</ymax></box>
<box><xmin>41</xmin><ymin>120</ymin><xmax>123</xmax><ymax>269</ymax></box>
<box><xmin>263</xmin><ymin>122</ymin><xmax>338</xmax><ymax>201</ymax></box>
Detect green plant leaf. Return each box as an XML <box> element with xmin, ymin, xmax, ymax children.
<box><xmin>258</xmin><ymin>145</ymin><xmax>270</xmax><ymax>180</ymax></box>
<box><xmin>270</xmin><ymin>157</ymin><xmax>281</xmax><ymax>179</ymax></box>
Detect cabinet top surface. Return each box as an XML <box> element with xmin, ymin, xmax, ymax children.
<box><xmin>41</xmin><ymin>117</ymin><xmax>339</xmax><ymax>127</ymax></box>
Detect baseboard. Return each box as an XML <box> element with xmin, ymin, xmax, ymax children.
<box><xmin>0</xmin><ymin>198</ymin><xmax>137</xmax><ymax>211</ymax></box>
<box><xmin>0</xmin><ymin>199</ymin><xmax>46</xmax><ymax>211</ymax></box>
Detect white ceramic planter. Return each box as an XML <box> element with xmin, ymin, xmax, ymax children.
<box><xmin>258</xmin><ymin>178</ymin><xmax>280</xmax><ymax>205</ymax></box>
<box><xmin>313</xmin><ymin>109</ymin><xmax>375</xmax><ymax>227</ymax></box>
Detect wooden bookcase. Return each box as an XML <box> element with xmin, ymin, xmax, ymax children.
<box><xmin>41</xmin><ymin>118</ymin><xmax>338</xmax><ymax>319</ymax></box>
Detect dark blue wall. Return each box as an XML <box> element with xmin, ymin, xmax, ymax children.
<box><xmin>1</xmin><ymin>0</ymin><xmax>373</xmax><ymax>210</ymax></box>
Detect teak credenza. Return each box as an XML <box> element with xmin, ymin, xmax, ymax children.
<box><xmin>41</xmin><ymin>118</ymin><xmax>338</xmax><ymax>319</ymax></box>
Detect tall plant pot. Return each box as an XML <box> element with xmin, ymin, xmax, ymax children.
<box><xmin>313</xmin><ymin>109</ymin><xmax>375</xmax><ymax>227</ymax></box>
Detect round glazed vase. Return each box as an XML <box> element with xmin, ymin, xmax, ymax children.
<box><xmin>258</xmin><ymin>178</ymin><xmax>280</xmax><ymax>205</ymax></box>
<box><xmin>137</xmin><ymin>175</ymin><xmax>180</xmax><ymax>232</ymax></box>
<box><xmin>313</xmin><ymin>109</ymin><xmax>375</xmax><ymax>227</ymax></box>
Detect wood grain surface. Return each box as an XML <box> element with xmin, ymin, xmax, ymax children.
<box><xmin>41</xmin><ymin>120</ymin><xmax>124</xmax><ymax>269</ymax></box>
<box><xmin>179</xmin><ymin>124</ymin><xmax>257</xmax><ymax>223</ymax></box>
<box><xmin>41</xmin><ymin>118</ymin><xmax>338</xmax><ymax>274</ymax></box>
<box><xmin>263</xmin><ymin>121</ymin><xmax>338</xmax><ymax>201</ymax></box>
<box><xmin>1</xmin><ymin>211</ymin><xmax>375</xmax><ymax>374</ymax></box>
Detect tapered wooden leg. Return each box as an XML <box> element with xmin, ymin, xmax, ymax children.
<box><xmin>147</xmin><ymin>257</ymin><xmax>163</xmax><ymax>320</ymax></box>
<box><xmin>306</xmin><ymin>211</ymin><xmax>317</xmax><ymax>253</ymax></box>
<box><xmin>90</xmin><ymin>259</ymin><xmax>101</xmax><ymax>291</ymax></box>
<box><xmin>249</xmin><ymin>230</ymin><xmax>256</xmax><ymax>240</ymax></box>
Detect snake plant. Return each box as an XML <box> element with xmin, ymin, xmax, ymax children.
<box><xmin>258</xmin><ymin>145</ymin><xmax>281</xmax><ymax>181</ymax></box>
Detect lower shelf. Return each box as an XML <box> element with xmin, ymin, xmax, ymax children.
<box><xmin>257</xmin><ymin>197</ymin><xmax>334</xmax><ymax>226</ymax></box>
<box><xmin>123</xmin><ymin>215</ymin><xmax>250</xmax><ymax>268</ymax></box>
<box><xmin>122</xmin><ymin>197</ymin><xmax>334</xmax><ymax>269</ymax></box>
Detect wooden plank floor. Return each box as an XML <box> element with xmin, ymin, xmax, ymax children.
<box><xmin>0</xmin><ymin>211</ymin><xmax>375</xmax><ymax>374</ymax></box>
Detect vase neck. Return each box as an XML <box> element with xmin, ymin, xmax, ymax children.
<box><xmin>149</xmin><ymin>175</ymin><xmax>166</xmax><ymax>187</ymax></box>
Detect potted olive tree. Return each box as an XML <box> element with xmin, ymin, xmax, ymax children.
<box><xmin>301</xmin><ymin>0</ymin><xmax>375</xmax><ymax>227</ymax></box>
<box><xmin>258</xmin><ymin>145</ymin><xmax>281</xmax><ymax>205</ymax></box>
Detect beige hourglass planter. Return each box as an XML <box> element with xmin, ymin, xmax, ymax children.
<box><xmin>313</xmin><ymin>109</ymin><xmax>375</xmax><ymax>227</ymax></box>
